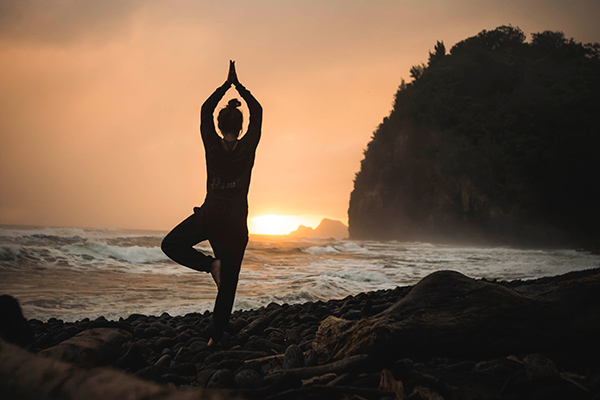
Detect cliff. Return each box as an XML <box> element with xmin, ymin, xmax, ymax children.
<box><xmin>348</xmin><ymin>26</ymin><xmax>600</xmax><ymax>245</ymax></box>
<box><xmin>289</xmin><ymin>219</ymin><xmax>348</xmax><ymax>239</ymax></box>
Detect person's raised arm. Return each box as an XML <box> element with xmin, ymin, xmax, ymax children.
<box><xmin>200</xmin><ymin>80</ymin><xmax>231</xmax><ymax>148</ymax></box>
<box><xmin>229</xmin><ymin>61</ymin><xmax>262</xmax><ymax>148</ymax></box>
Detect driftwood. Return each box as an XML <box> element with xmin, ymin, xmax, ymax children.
<box><xmin>313</xmin><ymin>270</ymin><xmax>600</xmax><ymax>362</ymax></box>
<box><xmin>0</xmin><ymin>339</ymin><xmax>238</xmax><ymax>400</ymax></box>
<box><xmin>243</xmin><ymin>353</ymin><xmax>285</xmax><ymax>364</ymax></box>
<box><xmin>264</xmin><ymin>354</ymin><xmax>370</xmax><ymax>381</ymax></box>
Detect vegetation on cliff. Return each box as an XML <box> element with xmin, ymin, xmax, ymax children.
<box><xmin>349</xmin><ymin>26</ymin><xmax>600</xmax><ymax>244</ymax></box>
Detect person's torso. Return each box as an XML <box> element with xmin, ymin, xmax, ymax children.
<box><xmin>205</xmin><ymin>139</ymin><xmax>256</xmax><ymax>202</ymax></box>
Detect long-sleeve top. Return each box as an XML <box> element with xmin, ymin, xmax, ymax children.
<box><xmin>200</xmin><ymin>82</ymin><xmax>263</xmax><ymax>207</ymax></box>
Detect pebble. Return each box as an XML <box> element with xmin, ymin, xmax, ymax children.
<box><xmin>207</xmin><ymin>368</ymin><xmax>234</xmax><ymax>389</ymax></box>
<box><xmin>154</xmin><ymin>354</ymin><xmax>172</xmax><ymax>368</ymax></box>
<box><xmin>234</xmin><ymin>368</ymin><xmax>262</xmax><ymax>389</ymax></box>
<box><xmin>238</xmin><ymin>316</ymin><xmax>271</xmax><ymax>337</ymax></box>
<box><xmin>25</xmin><ymin>271</ymin><xmax>600</xmax><ymax>399</ymax></box>
<box><xmin>282</xmin><ymin>344</ymin><xmax>303</xmax><ymax>369</ymax></box>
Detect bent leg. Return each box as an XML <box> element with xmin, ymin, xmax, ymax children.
<box><xmin>161</xmin><ymin>214</ymin><xmax>214</xmax><ymax>272</ymax></box>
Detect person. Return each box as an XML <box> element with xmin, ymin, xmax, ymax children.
<box><xmin>161</xmin><ymin>61</ymin><xmax>262</xmax><ymax>347</ymax></box>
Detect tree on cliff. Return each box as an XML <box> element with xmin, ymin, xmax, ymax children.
<box><xmin>348</xmin><ymin>26</ymin><xmax>600</xmax><ymax>244</ymax></box>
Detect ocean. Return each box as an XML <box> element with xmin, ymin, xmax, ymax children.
<box><xmin>1</xmin><ymin>225</ymin><xmax>599</xmax><ymax>322</ymax></box>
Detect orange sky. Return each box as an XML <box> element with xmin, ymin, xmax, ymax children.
<box><xmin>1</xmin><ymin>0</ymin><xmax>599</xmax><ymax>232</ymax></box>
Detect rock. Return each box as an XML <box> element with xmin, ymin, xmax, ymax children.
<box><xmin>313</xmin><ymin>270</ymin><xmax>600</xmax><ymax>362</ymax></box>
<box><xmin>239</xmin><ymin>316</ymin><xmax>271</xmax><ymax>337</ymax></box>
<box><xmin>288</xmin><ymin>218</ymin><xmax>348</xmax><ymax>239</ymax></box>
<box><xmin>300</xmin><ymin>339</ymin><xmax>314</xmax><ymax>352</ymax></box>
<box><xmin>125</xmin><ymin>313</ymin><xmax>146</xmax><ymax>323</ymax></box>
<box><xmin>159</xmin><ymin>325</ymin><xmax>177</xmax><ymax>338</ymax></box>
<box><xmin>141</xmin><ymin>326</ymin><xmax>160</xmax><ymax>339</ymax></box>
<box><xmin>286</xmin><ymin>333</ymin><xmax>301</xmax><ymax>345</ymax></box>
<box><xmin>161</xmin><ymin>347</ymin><xmax>172</xmax><ymax>356</ymax></box>
<box><xmin>39</xmin><ymin>328</ymin><xmax>132</xmax><ymax>367</ymax></box>
<box><xmin>134</xmin><ymin>365</ymin><xmax>160</xmax><ymax>381</ymax></box>
<box><xmin>154</xmin><ymin>337</ymin><xmax>175</xmax><ymax>351</ymax></box>
<box><xmin>227</xmin><ymin>317</ymin><xmax>248</xmax><ymax>335</ymax></box>
<box><xmin>197</xmin><ymin>367</ymin><xmax>217</xmax><ymax>387</ymax></box>
<box><xmin>265</xmin><ymin>302</ymin><xmax>282</xmax><ymax>312</ymax></box>
<box><xmin>282</xmin><ymin>344</ymin><xmax>304</xmax><ymax>369</ymax></box>
<box><xmin>53</xmin><ymin>331</ymin><xmax>70</xmax><ymax>343</ymax></box>
<box><xmin>288</xmin><ymin>224</ymin><xmax>315</xmax><ymax>237</ymax></box>
<box><xmin>87</xmin><ymin>319</ymin><xmax>131</xmax><ymax>332</ymax></box>
<box><xmin>32</xmin><ymin>333</ymin><xmax>52</xmax><ymax>349</ymax></box>
<box><xmin>173</xmin><ymin>346</ymin><xmax>191</xmax><ymax>362</ymax></box>
<box><xmin>189</xmin><ymin>340</ymin><xmax>208</xmax><ymax>352</ymax></box>
<box><xmin>170</xmin><ymin>362</ymin><xmax>196</xmax><ymax>376</ymax></box>
<box><xmin>207</xmin><ymin>368</ymin><xmax>234</xmax><ymax>389</ymax></box>
<box><xmin>268</xmin><ymin>331</ymin><xmax>286</xmax><ymax>345</ymax></box>
<box><xmin>0</xmin><ymin>295</ymin><xmax>33</xmax><ymax>348</ymax></box>
<box><xmin>245</xmin><ymin>337</ymin><xmax>284</xmax><ymax>353</ymax></box>
<box><xmin>234</xmin><ymin>369</ymin><xmax>262</xmax><ymax>389</ymax></box>
<box><xmin>114</xmin><ymin>342</ymin><xmax>146</xmax><ymax>372</ymax></box>
<box><xmin>154</xmin><ymin>354</ymin><xmax>172</xmax><ymax>368</ymax></box>
<box><xmin>174</xmin><ymin>332</ymin><xmax>191</xmax><ymax>344</ymax></box>
<box><xmin>304</xmin><ymin>348</ymin><xmax>319</xmax><ymax>367</ymax></box>
<box><xmin>192</xmin><ymin>350</ymin><xmax>211</xmax><ymax>364</ymax></box>
<box><xmin>299</xmin><ymin>313</ymin><xmax>319</xmax><ymax>324</ymax></box>
<box><xmin>0</xmin><ymin>338</ymin><xmax>238</xmax><ymax>399</ymax></box>
<box><xmin>133</xmin><ymin>327</ymin><xmax>145</xmax><ymax>338</ymax></box>
<box><xmin>342</xmin><ymin>309</ymin><xmax>363</xmax><ymax>320</ymax></box>
<box><xmin>216</xmin><ymin>359</ymin><xmax>244</xmax><ymax>371</ymax></box>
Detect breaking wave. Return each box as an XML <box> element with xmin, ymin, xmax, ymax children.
<box><xmin>63</xmin><ymin>242</ymin><xmax>167</xmax><ymax>264</ymax></box>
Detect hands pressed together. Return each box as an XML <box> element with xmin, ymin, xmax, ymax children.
<box><xmin>227</xmin><ymin>60</ymin><xmax>240</xmax><ymax>87</ymax></box>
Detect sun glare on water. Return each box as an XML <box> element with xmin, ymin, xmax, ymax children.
<box><xmin>249</xmin><ymin>214</ymin><xmax>316</xmax><ymax>235</ymax></box>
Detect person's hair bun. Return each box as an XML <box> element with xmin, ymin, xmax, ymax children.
<box><xmin>227</xmin><ymin>98</ymin><xmax>242</xmax><ymax>109</ymax></box>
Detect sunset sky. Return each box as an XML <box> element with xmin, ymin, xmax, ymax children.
<box><xmin>1</xmin><ymin>1</ymin><xmax>599</xmax><ymax>234</ymax></box>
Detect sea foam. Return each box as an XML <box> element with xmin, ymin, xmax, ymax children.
<box><xmin>3</xmin><ymin>225</ymin><xmax>600</xmax><ymax>322</ymax></box>
<box><xmin>63</xmin><ymin>242</ymin><xmax>168</xmax><ymax>264</ymax></box>
<box><xmin>301</xmin><ymin>245</ymin><xmax>340</xmax><ymax>255</ymax></box>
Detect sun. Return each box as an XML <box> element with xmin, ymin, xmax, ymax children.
<box><xmin>249</xmin><ymin>214</ymin><xmax>317</xmax><ymax>235</ymax></box>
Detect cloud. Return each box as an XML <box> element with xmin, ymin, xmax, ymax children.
<box><xmin>0</xmin><ymin>0</ymin><xmax>142</xmax><ymax>45</ymax></box>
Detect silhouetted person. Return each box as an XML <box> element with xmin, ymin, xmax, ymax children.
<box><xmin>162</xmin><ymin>61</ymin><xmax>262</xmax><ymax>347</ymax></box>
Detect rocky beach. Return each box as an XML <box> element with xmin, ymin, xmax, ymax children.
<box><xmin>2</xmin><ymin>267</ymin><xmax>600</xmax><ymax>399</ymax></box>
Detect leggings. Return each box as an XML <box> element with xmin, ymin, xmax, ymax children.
<box><xmin>161</xmin><ymin>202</ymin><xmax>248</xmax><ymax>341</ymax></box>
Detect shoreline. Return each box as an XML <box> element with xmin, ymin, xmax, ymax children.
<box><xmin>2</xmin><ymin>267</ymin><xmax>598</xmax><ymax>399</ymax></box>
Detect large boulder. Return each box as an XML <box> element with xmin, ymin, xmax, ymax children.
<box><xmin>40</xmin><ymin>327</ymin><xmax>132</xmax><ymax>367</ymax></box>
<box><xmin>313</xmin><ymin>270</ymin><xmax>600</xmax><ymax>362</ymax></box>
<box><xmin>0</xmin><ymin>338</ymin><xmax>235</xmax><ymax>400</ymax></box>
<box><xmin>0</xmin><ymin>295</ymin><xmax>33</xmax><ymax>347</ymax></box>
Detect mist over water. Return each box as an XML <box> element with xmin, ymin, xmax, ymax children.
<box><xmin>1</xmin><ymin>225</ymin><xmax>599</xmax><ymax>322</ymax></box>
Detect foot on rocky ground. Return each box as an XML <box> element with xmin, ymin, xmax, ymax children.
<box><xmin>207</xmin><ymin>337</ymin><xmax>222</xmax><ymax>349</ymax></box>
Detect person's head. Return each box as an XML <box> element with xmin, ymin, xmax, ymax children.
<box><xmin>218</xmin><ymin>99</ymin><xmax>243</xmax><ymax>138</ymax></box>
